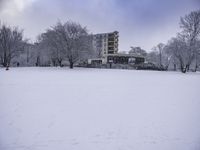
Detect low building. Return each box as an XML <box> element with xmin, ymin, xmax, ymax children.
<box><xmin>88</xmin><ymin>53</ymin><xmax>144</xmax><ymax>65</ymax></box>
<box><xmin>105</xmin><ymin>54</ymin><xmax>144</xmax><ymax>64</ymax></box>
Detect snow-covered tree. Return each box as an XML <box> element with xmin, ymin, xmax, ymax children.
<box><xmin>146</xmin><ymin>44</ymin><xmax>171</xmax><ymax>70</ymax></box>
<box><xmin>53</xmin><ymin>21</ymin><xmax>92</xmax><ymax>69</ymax></box>
<box><xmin>166</xmin><ymin>35</ymin><xmax>189</xmax><ymax>73</ymax></box>
<box><xmin>0</xmin><ymin>23</ymin><xmax>25</xmax><ymax>68</ymax></box>
<box><xmin>39</xmin><ymin>29</ymin><xmax>65</xmax><ymax>67</ymax></box>
<box><xmin>179</xmin><ymin>9</ymin><xmax>200</xmax><ymax>71</ymax></box>
<box><xmin>129</xmin><ymin>46</ymin><xmax>147</xmax><ymax>57</ymax></box>
<box><xmin>148</xmin><ymin>10</ymin><xmax>200</xmax><ymax>73</ymax></box>
<box><xmin>151</xmin><ymin>43</ymin><xmax>166</xmax><ymax>68</ymax></box>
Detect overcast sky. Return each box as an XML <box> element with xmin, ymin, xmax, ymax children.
<box><xmin>0</xmin><ymin>0</ymin><xmax>199</xmax><ymax>51</ymax></box>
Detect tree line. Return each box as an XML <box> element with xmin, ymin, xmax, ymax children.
<box><xmin>129</xmin><ymin>10</ymin><xmax>200</xmax><ymax>73</ymax></box>
<box><xmin>0</xmin><ymin>21</ymin><xmax>94</xmax><ymax>69</ymax></box>
<box><xmin>0</xmin><ymin>10</ymin><xmax>200</xmax><ymax>73</ymax></box>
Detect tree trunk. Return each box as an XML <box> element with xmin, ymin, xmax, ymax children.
<box><xmin>178</xmin><ymin>57</ymin><xmax>187</xmax><ymax>73</ymax></box>
<box><xmin>2</xmin><ymin>56</ymin><xmax>7</xmax><ymax>67</ymax></box>
<box><xmin>194</xmin><ymin>57</ymin><xmax>198</xmax><ymax>72</ymax></box>
<box><xmin>186</xmin><ymin>64</ymin><xmax>190</xmax><ymax>72</ymax></box>
<box><xmin>185</xmin><ymin>63</ymin><xmax>192</xmax><ymax>72</ymax></box>
<box><xmin>6</xmin><ymin>63</ymin><xmax>9</xmax><ymax>70</ymax></box>
<box><xmin>159</xmin><ymin>49</ymin><xmax>162</xmax><ymax>68</ymax></box>
<box><xmin>58</xmin><ymin>60</ymin><xmax>62</xmax><ymax>67</ymax></box>
<box><xmin>181</xmin><ymin>65</ymin><xmax>187</xmax><ymax>73</ymax></box>
<box><xmin>36</xmin><ymin>56</ymin><xmax>40</xmax><ymax>66</ymax></box>
<box><xmin>3</xmin><ymin>61</ymin><xmax>7</xmax><ymax>67</ymax></box>
<box><xmin>52</xmin><ymin>59</ymin><xmax>56</xmax><ymax>66</ymax></box>
<box><xmin>70</xmin><ymin>62</ymin><xmax>74</xmax><ymax>69</ymax></box>
<box><xmin>3</xmin><ymin>51</ymin><xmax>7</xmax><ymax>67</ymax></box>
<box><xmin>194</xmin><ymin>64</ymin><xmax>198</xmax><ymax>72</ymax></box>
<box><xmin>165</xmin><ymin>65</ymin><xmax>169</xmax><ymax>71</ymax></box>
<box><xmin>26</xmin><ymin>49</ymin><xmax>29</xmax><ymax>63</ymax></box>
<box><xmin>173</xmin><ymin>64</ymin><xmax>176</xmax><ymax>71</ymax></box>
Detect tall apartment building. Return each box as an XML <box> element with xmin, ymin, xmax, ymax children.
<box><xmin>93</xmin><ymin>31</ymin><xmax>119</xmax><ymax>57</ymax></box>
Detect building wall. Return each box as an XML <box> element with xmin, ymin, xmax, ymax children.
<box><xmin>93</xmin><ymin>31</ymin><xmax>119</xmax><ymax>57</ymax></box>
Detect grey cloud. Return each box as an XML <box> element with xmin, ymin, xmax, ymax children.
<box><xmin>0</xmin><ymin>0</ymin><xmax>5</xmax><ymax>9</ymax></box>
<box><xmin>0</xmin><ymin>0</ymin><xmax>199</xmax><ymax>51</ymax></box>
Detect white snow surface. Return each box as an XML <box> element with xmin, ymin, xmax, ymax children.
<box><xmin>0</xmin><ymin>67</ymin><xmax>200</xmax><ymax>150</ymax></box>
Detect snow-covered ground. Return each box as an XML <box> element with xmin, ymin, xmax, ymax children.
<box><xmin>0</xmin><ymin>67</ymin><xmax>200</xmax><ymax>150</ymax></box>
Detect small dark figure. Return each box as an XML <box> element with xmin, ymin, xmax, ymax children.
<box><xmin>17</xmin><ymin>62</ymin><xmax>20</xmax><ymax>67</ymax></box>
<box><xmin>6</xmin><ymin>64</ymin><xmax>9</xmax><ymax>71</ymax></box>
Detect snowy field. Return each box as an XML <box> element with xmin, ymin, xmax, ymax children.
<box><xmin>0</xmin><ymin>67</ymin><xmax>200</xmax><ymax>150</ymax></box>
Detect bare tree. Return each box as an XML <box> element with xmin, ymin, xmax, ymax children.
<box><xmin>146</xmin><ymin>50</ymin><xmax>159</xmax><ymax>65</ymax></box>
<box><xmin>33</xmin><ymin>38</ymin><xmax>52</xmax><ymax>67</ymax></box>
<box><xmin>166</xmin><ymin>35</ymin><xmax>189</xmax><ymax>73</ymax></box>
<box><xmin>25</xmin><ymin>43</ymin><xmax>36</xmax><ymax>66</ymax></box>
<box><xmin>53</xmin><ymin>21</ymin><xmax>91</xmax><ymax>69</ymax></box>
<box><xmin>180</xmin><ymin>10</ymin><xmax>200</xmax><ymax>71</ymax></box>
<box><xmin>129</xmin><ymin>46</ymin><xmax>147</xmax><ymax>57</ymax></box>
<box><xmin>40</xmin><ymin>29</ymin><xmax>65</xmax><ymax>67</ymax></box>
<box><xmin>152</xmin><ymin>43</ymin><xmax>165</xmax><ymax>68</ymax></box>
<box><xmin>164</xmin><ymin>44</ymin><xmax>179</xmax><ymax>71</ymax></box>
<box><xmin>147</xmin><ymin>43</ymin><xmax>172</xmax><ymax>70</ymax></box>
<box><xmin>0</xmin><ymin>24</ymin><xmax>25</xmax><ymax>68</ymax></box>
<box><xmin>194</xmin><ymin>40</ymin><xmax>200</xmax><ymax>71</ymax></box>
